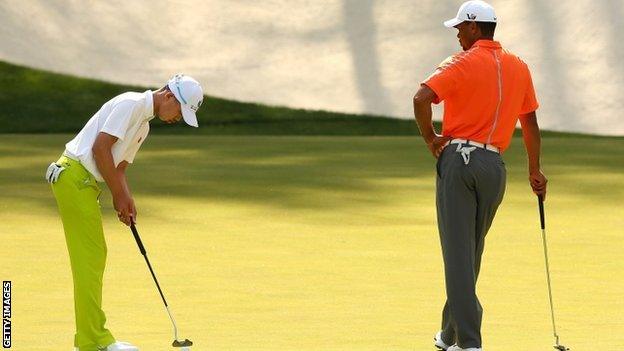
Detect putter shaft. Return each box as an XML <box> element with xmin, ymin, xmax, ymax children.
<box><xmin>538</xmin><ymin>197</ymin><xmax>568</xmax><ymax>350</ymax></box>
<box><xmin>130</xmin><ymin>223</ymin><xmax>192</xmax><ymax>347</ymax></box>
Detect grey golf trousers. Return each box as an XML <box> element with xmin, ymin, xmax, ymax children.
<box><xmin>436</xmin><ymin>143</ymin><xmax>506</xmax><ymax>349</ymax></box>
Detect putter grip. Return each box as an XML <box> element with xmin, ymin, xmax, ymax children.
<box><xmin>130</xmin><ymin>223</ymin><xmax>147</xmax><ymax>255</ymax></box>
<box><xmin>538</xmin><ymin>195</ymin><xmax>545</xmax><ymax>230</ymax></box>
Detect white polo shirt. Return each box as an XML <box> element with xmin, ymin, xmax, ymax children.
<box><xmin>65</xmin><ymin>90</ymin><xmax>155</xmax><ymax>182</ymax></box>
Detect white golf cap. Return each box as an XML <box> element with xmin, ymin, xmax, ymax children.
<box><xmin>444</xmin><ymin>0</ymin><xmax>497</xmax><ymax>28</ymax></box>
<box><xmin>167</xmin><ymin>74</ymin><xmax>204</xmax><ymax>127</ymax></box>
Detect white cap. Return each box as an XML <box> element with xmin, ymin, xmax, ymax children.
<box><xmin>167</xmin><ymin>74</ymin><xmax>204</xmax><ymax>127</ymax></box>
<box><xmin>444</xmin><ymin>0</ymin><xmax>497</xmax><ymax>28</ymax></box>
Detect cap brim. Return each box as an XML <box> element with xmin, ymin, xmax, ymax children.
<box><xmin>444</xmin><ymin>18</ymin><xmax>464</xmax><ymax>28</ymax></box>
<box><xmin>181</xmin><ymin>105</ymin><xmax>199</xmax><ymax>127</ymax></box>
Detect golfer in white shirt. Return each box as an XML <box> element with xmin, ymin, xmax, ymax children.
<box><xmin>46</xmin><ymin>74</ymin><xmax>203</xmax><ymax>351</ymax></box>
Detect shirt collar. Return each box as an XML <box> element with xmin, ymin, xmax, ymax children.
<box><xmin>143</xmin><ymin>90</ymin><xmax>155</xmax><ymax>121</ymax></box>
<box><xmin>472</xmin><ymin>39</ymin><xmax>502</xmax><ymax>49</ymax></box>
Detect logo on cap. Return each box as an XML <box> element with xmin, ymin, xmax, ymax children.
<box><xmin>466</xmin><ymin>13</ymin><xmax>477</xmax><ymax>20</ymax></box>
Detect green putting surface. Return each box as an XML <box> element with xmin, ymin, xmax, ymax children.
<box><xmin>1</xmin><ymin>134</ymin><xmax>622</xmax><ymax>350</ymax></box>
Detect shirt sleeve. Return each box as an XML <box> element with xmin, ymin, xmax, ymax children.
<box><xmin>422</xmin><ymin>54</ymin><xmax>468</xmax><ymax>104</ymax></box>
<box><xmin>100</xmin><ymin>100</ymin><xmax>136</xmax><ymax>141</ymax></box>
<box><xmin>520</xmin><ymin>65</ymin><xmax>539</xmax><ymax>114</ymax></box>
<box><xmin>124</xmin><ymin>124</ymin><xmax>149</xmax><ymax>164</ymax></box>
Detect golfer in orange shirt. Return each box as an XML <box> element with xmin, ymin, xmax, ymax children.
<box><xmin>412</xmin><ymin>1</ymin><xmax>547</xmax><ymax>350</ymax></box>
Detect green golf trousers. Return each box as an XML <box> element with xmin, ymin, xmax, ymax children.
<box><xmin>436</xmin><ymin>144</ymin><xmax>506</xmax><ymax>349</ymax></box>
<box><xmin>51</xmin><ymin>155</ymin><xmax>116</xmax><ymax>351</ymax></box>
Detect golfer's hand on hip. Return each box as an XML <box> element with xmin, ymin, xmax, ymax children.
<box><xmin>529</xmin><ymin>170</ymin><xmax>548</xmax><ymax>200</ymax></box>
<box><xmin>427</xmin><ymin>135</ymin><xmax>452</xmax><ymax>158</ymax></box>
<box><xmin>113</xmin><ymin>191</ymin><xmax>136</xmax><ymax>226</ymax></box>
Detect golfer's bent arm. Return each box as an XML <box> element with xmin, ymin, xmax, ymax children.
<box><xmin>92</xmin><ymin>132</ymin><xmax>125</xmax><ymax>193</ymax></box>
<box><xmin>116</xmin><ymin>159</ymin><xmax>135</xmax><ymax>204</ymax></box>
<box><xmin>413</xmin><ymin>85</ymin><xmax>437</xmax><ymax>144</ymax></box>
<box><xmin>414</xmin><ymin>85</ymin><xmax>450</xmax><ymax>158</ymax></box>
<box><xmin>92</xmin><ymin>132</ymin><xmax>135</xmax><ymax>223</ymax></box>
<box><xmin>116</xmin><ymin>161</ymin><xmax>131</xmax><ymax>197</ymax></box>
<box><xmin>519</xmin><ymin>112</ymin><xmax>548</xmax><ymax>197</ymax></box>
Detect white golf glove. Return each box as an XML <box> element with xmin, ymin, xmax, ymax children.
<box><xmin>45</xmin><ymin>162</ymin><xmax>66</xmax><ymax>183</ymax></box>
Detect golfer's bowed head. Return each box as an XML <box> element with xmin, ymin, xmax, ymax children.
<box><xmin>167</xmin><ymin>73</ymin><xmax>204</xmax><ymax>127</ymax></box>
<box><xmin>443</xmin><ymin>0</ymin><xmax>497</xmax><ymax>28</ymax></box>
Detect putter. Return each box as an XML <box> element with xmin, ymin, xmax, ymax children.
<box><xmin>537</xmin><ymin>195</ymin><xmax>569</xmax><ymax>351</ymax></box>
<box><xmin>130</xmin><ymin>222</ymin><xmax>193</xmax><ymax>349</ymax></box>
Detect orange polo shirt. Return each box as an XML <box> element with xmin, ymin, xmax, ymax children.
<box><xmin>423</xmin><ymin>40</ymin><xmax>538</xmax><ymax>152</ymax></box>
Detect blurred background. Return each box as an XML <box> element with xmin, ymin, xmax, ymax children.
<box><xmin>1</xmin><ymin>0</ymin><xmax>623</xmax><ymax>135</ymax></box>
<box><xmin>1</xmin><ymin>1</ymin><xmax>623</xmax><ymax>351</ymax></box>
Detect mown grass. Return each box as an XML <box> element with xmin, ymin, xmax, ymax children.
<box><xmin>0</xmin><ymin>134</ymin><xmax>622</xmax><ymax>350</ymax></box>
<box><xmin>0</xmin><ymin>60</ymin><xmax>419</xmax><ymax>135</ymax></box>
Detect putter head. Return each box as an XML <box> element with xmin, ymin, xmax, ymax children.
<box><xmin>172</xmin><ymin>338</ymin><xmax>193</xmax><ymax>347</ymax></box>
<box><xmin>553</xmin><ymin>345</ymin><xmax>569</xmax><ymax>351</ymax></box>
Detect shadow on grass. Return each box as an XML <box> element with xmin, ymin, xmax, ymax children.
<box><xmin>1</xmin><ymin>135</ymin><xmax>622</xmax><ymax>219</ymax></box>
<box><xmin>0</xmin><ymin>135</ymin><xmax>433</xmax><ymax>216</ymax></box>
<box><xmin>0</xmin><ymin>60</ymin><xmax>420</xmax><ymax>135</ymax></box>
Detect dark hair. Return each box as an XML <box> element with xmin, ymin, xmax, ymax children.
<box><xmin>475</xmin><ymin>21</ymin><xmax>496</xmax><ymax>38</ymax></box>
